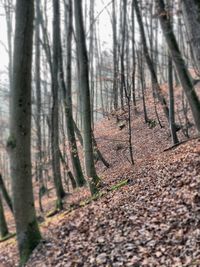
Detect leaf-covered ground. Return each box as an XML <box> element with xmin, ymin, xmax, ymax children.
<box><xmin>1</xmin><ymin>90</ymin><xmax>200</xmax><ymax>266</ymax></box>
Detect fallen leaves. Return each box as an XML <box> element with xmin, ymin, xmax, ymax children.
<box><xmin>1</xmin><ymin>93</ymin><xmax>200</xmax><ymax>266</ymax></box>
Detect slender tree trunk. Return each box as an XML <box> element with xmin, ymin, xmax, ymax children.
<box><xmin>167</xmin><ymin>0</ymin><xmax>179</xmax><ymax>144</ymax></box>
<box><xmin>8</xmin><ymin>0</ymin><xmax>41</xmax><ymax>264</ymax></box>
<box><xmin>35</xmin><ymin>0</ymin><xmax>44</xmax><ymax>213</ymax></box>
<box><xmin>134</xmin><ymin>0</ymin><xmax>170</xmax><ymax>121</ymax></box>
<box><xmin>181</xmin><ymin>0</ymin><xmax>200</xmax><ymax>73</ymax></box>
<box><xmin>168</xmin><ymin>56</ymin><xmax>179</xmax><ymax>144</ymax></box>
<box><xmin>0</xmin><ymin>194</ymin><xmax>9</xmax><ymax>239</ymax></box>
<box><xmin>156</xmin><ymin>0</ymin><xmax>200</xmax><ymax>133</ymax></box>
<box><xmin>120</xmin><ymin>0</ymin><xmax>127</xmax><ymax>110</ymax></box>
<box><xmin>89</xmin><ymin>0</ymin><xmax>95</xmax><ymax>126</ymax></box>
<box><xmin>131</xmin><ymin>0</ymin><xmax>137</xmax><ymax>111</ymax></box>
<box><xmin>0</xmin><ymin>174</ymin><xmax>13</xmax><ymax>213</ymax></box>
<box><xmin>52</xmin><ymin>0</ymin><xmax>65</xmax><ymax>210</ymax></box>
<box><xmin>61</xmin><ymin>0</ymin><xmax>86</xmax><ymax>188</ymax></box>
<box><xmin>112</xmin><ymin>0</ymin><xmax>118</xmax><ymax>110</ymax></box>
<box><xmin>74</xmin><ymin>0</ymin><xmax>100</xmax><ymax>195</ymax></box>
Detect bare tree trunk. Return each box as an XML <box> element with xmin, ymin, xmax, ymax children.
<box><xmin>0</xmin><ymin>174</ymin><xmax>13</xmax><ymax>213</ymax></box>
<box><xmin>61</xmin><ymin>0</ymin><xmax>86</xmax><ymax>187</ymax></box>
<box><xmin>168</xmin><ymin>56</ymin><xmax>179</xmax><ymax>144</ymax></box>
<box><xmin>0</xmin><ymin>194</ymin><xmax>9</xmax><ymax>239</ymax></box>
<box><xmin>8</xmin><ymin>0</ymin><xmax>41</xmax><ymax>263</ymax></box>
<box><xmin>52</xmin><ymin>0</ymin><xmax>65</xmax><ymax>210</ymax></box>
<box><xmin>167</xmin><ymin>0</ymin><xmax>179</xmax><ymax>144</ymax></box>
<box><xmin>74</xmin><ymin>0</ymin><xmax>100</xmax><ymax>195</ymax></box>
<box><xmin>119</xmin><ymin>0</ymin><xmax>127</xmax><ymax>110</ymax></box>
<box><xmin>156</xmin><ymin>0</ymin><xmax>200</xmax><ymax>133</ymax></box>
<box><xmin>134</xmin><ymin>0</ymin><xmax>170</xmax><ymax>122</ymax></box>
<box><xmin>131</xmin><ymin>0</ymin><xmax>137</xmax><ymax>112</ymax></box>
<box><xmin>112</xmin><ymin>0</ymin><xmax>118</xmax><ymax>110</ymax></box>
<box><xmin>89</xmin><ymin>0</ymin><xmax>95</xmax><ymax>126</ymax></box>
<box><xmin>181</xmin><ymin>0</ymin><xmax>200</xmax><ymax>74</ymax></box>
<box><xmin>35</xmin><ymin>0</ymin><xmax>44</xmax><ymax>213</ymax></box>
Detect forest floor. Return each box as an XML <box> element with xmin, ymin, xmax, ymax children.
<box><xmin>0</xmin><ymin>88</ymin><xmax>200</xmax><ymax>267</ymax></box>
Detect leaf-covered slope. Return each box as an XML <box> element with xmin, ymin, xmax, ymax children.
<box><xmin>0</xmin><ymin>94</ymin><xmax>200</xmax><ymax>267</ymax></box>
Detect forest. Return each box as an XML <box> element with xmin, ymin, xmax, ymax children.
<box><xmin>0</xmin><ymin>0</ymin><xmax>200</xmax><ymax>266</ymax></box>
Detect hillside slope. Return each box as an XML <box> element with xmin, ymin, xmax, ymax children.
<box><xmin>0</xmin><ymin>94</ymin><xmax>200</xmax><ymax>267</ymax></box>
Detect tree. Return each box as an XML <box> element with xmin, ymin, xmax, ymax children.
<box><xmin>181</xmin><ymin>0</ymin><xmax>200</xmax><ymax>74</ymax></box>
<box><xmin>0</xmin><ymin>174</ymin><xmax>13</xmax><ymax>213</ymax></box>
<box><xmin>0</xmin><ymin>193</ymin><xmax>9</xmax><ymax>239</ymax></box>
<box><xmin>167</xmin><ymin>0</ymin><xmax>179</xmax><ymax>145</ymax></box>
<box><xmin>112</xmin><ymin>0</ymin><xmax>118</xmax><ymax>110</ymax></box>
<box><xmin>51</xmin><ymin>0</ymin><xmax>66</xmax><ymax>210</ymax></box>
<box><xmin>131</xmin><ymin>0</ymin><xmax>137</xmax><ymax>111</ymax></box>
<box><xmin>60</xmin><ymin>0</ymin><xmax>86</xmax><ymax>188</ymax></box>
<box><xmin>7</xmin><ymin>0</ymin><xmax>41</xmax><ymax>264</ymax></box>
<box><xmin>74</xmin><ymin>0</ymin><xmax>100</xmax><ymax>195</ymax></box>
<box><xmin>156</xmin><ymin>0</ymin><xmax>200</xmax><ymax>133</ymax></box>
<box><xmin>134</xmin><ymin>0</ymin><xmax>170</xmax><ymax>122</ymax></box>
<box><xmin>35</xmin><ymin>0</ymin><xmax>44</xmax><ymax>212</ymax></box>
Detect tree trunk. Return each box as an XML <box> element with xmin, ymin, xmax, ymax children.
<box><xmin>134</xmin><ymin>0</ymin><xmax>170</xmax><ymax>121</ymax></box>
<box><xmin>74</xmin><ymin>0</ymin><xmax>100</xmax><ymax>195</ymax></box>
<box><xmin>51</xmin><ymin>0</ymin><xmax>65</xmax><ymax>210</ymax></box>
<box><xmin>181</xmin><ymin>0</ymin><xmax>200</xmax><ymax>73</ymax></box>
<box><xmin>112</xmin><ymin>0</ymin><xmax>118</xmax><ymax>110</ymax></box>
<box><xmin>0</xmin><ymin>174</ymin><xmax>13</xmax><ymax>213</ymax></box>
<box><xmin>61</xmin><ymin>0</ymin><xmax>86</xmax><ymax>187</ymax></box>
<box><xmin>0</xmin><ymin>194</ymin><xmax>9</xmax><ymax>239</ymax></box>
<box><xmin>131</xmin><ymin>0</ymin><xmax>137</xmax><ymax>111</ymax></box>
<box><xmin>168</xmin><ymin>56</ymin><xmax>179</xmax><ymax>144</ymax></box>
<box><xmin>35</xmin><ymin>0</ymin><xmax>44</xmax><ymax>213</ymax></box>
<box><xmin>8</xmin><ymin>0</ymin><xmax>41</xmax><ymax>264</ymax></box>
<box><xmin>156</xmin><ymin>0</ymin><xmax>200</xmax><ymax>133</ymax></box>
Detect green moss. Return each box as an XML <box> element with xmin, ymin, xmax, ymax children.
<box><xmin>19</xmin><ymin>220</ymin><xmax>41</xmax><ymax>266</ymax></box>
<box><xmin>6</xmin><ymin>135</ymin><xmax>16</xmax><ymax>149</ymax></box>
<box><xmin>46</xmin><ymin>208</ymin><xmax>60</xmax><ymax>218</ymax></box>
<box><xmin>56</xmin><ymin>198</ymin><xmax>63</xmax><ymax>211</ymax></box>
<box><xmin>80</xmin><ymin>191</ymin><xmax>105</xmax><ymax>207</ymax></box>
<box><xmin>0</xmin><ymin>233</ymin><xmax>16</xmax><ymax>242</ymax></box>
<box><xmin>147</xmin><ymin>119</ymin><xmax>157</xmax><ymax>129</ymax></box>
<box><xmin>39</xmin><ymin>185</ymin><xmax>47</xmax><ymax>197</ymax></box>
<box><xmin>110</xmin><ymin>179</ymin><xmax>129</xmax><ymax>191</ymax></box>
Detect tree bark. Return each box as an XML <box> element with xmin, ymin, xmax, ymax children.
<box><xmin>0</xmin><ymin>194</ymin><xmax>9</xmax><ymax>239</ymax></box>
<box><xmin>0</xmin><ymin>174</ymin><xmax>13</xmax><ymax>213</ymax></box>
<box><xmin>51</xmin><ymin>0</ymin><xmax>65</xmax><ymax>210</ymax></box>
<box><xmin>61</xmin><ymin>0</ymin><xmax>86</xmax><ymax>187</ymax></box>
<box><xmin>156</xmin><ymin>0</ymin><xmax>200</xmax><ymax>133</ymax></box>
<box><xmin>35</xmin><ymin>0</ymin><xmax>44</xmax><ymax>213</ymax></box>
<box><xmin>112</xmin><ymin>0</ymin><xmax>118</xmax><ymax>110</ymax></box>
<box><xmin>8</xmin><ymin>0</ymin><xmax>41</xmax><ymax>263</ymax></box>
<box><xmin>181</xmin><ymin>0</ymin><xmax>200</xmax><ymax>73</ymax></box>
<box><xmin>134</xmin><ymin>0</ymin><xmax>170</xmax><ymax>121</ymax></box>
<box><xmin>74</xmin><ymin>0</ymin><xmax>100</xmax><ymax>195</ymax></box>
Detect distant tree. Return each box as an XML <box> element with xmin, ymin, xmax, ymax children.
<box><xmin>181</xmin><ymin>0</ymin><xmax>200</xmax><ymax>74</ymax></box>
<box><xmin>7</xmin><ymin>0</ymin><xmax>41</xmax><ymax>264</ymax></box>
<box><xmin>112</xmin><ymin>0</ymin><xmax>118</xmax><ymax>110</ymax></box>
<box><xmin>156</xmin><ymin>0</ymin><xmax>200</xmax><ymax>133</ymax></box>
<box><xmin>131</xmin><ymin>0</ymin><xmax>137</xmax><ymax>111</ymax></box>
<box><xmin>167</xmin><ymin>0</ymin><xmax>179</xmax><ymax>145</ymax></box>
<box><xmin>134</xmin><ymin>0</ymin><xmax>170</xmax><ymax>122</ymax></box>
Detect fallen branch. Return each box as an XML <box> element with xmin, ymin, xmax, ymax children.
<box><xmin>163</xmin><ymin>136</ymin><xmax>200</xmax><ymax>152</ymax></box>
